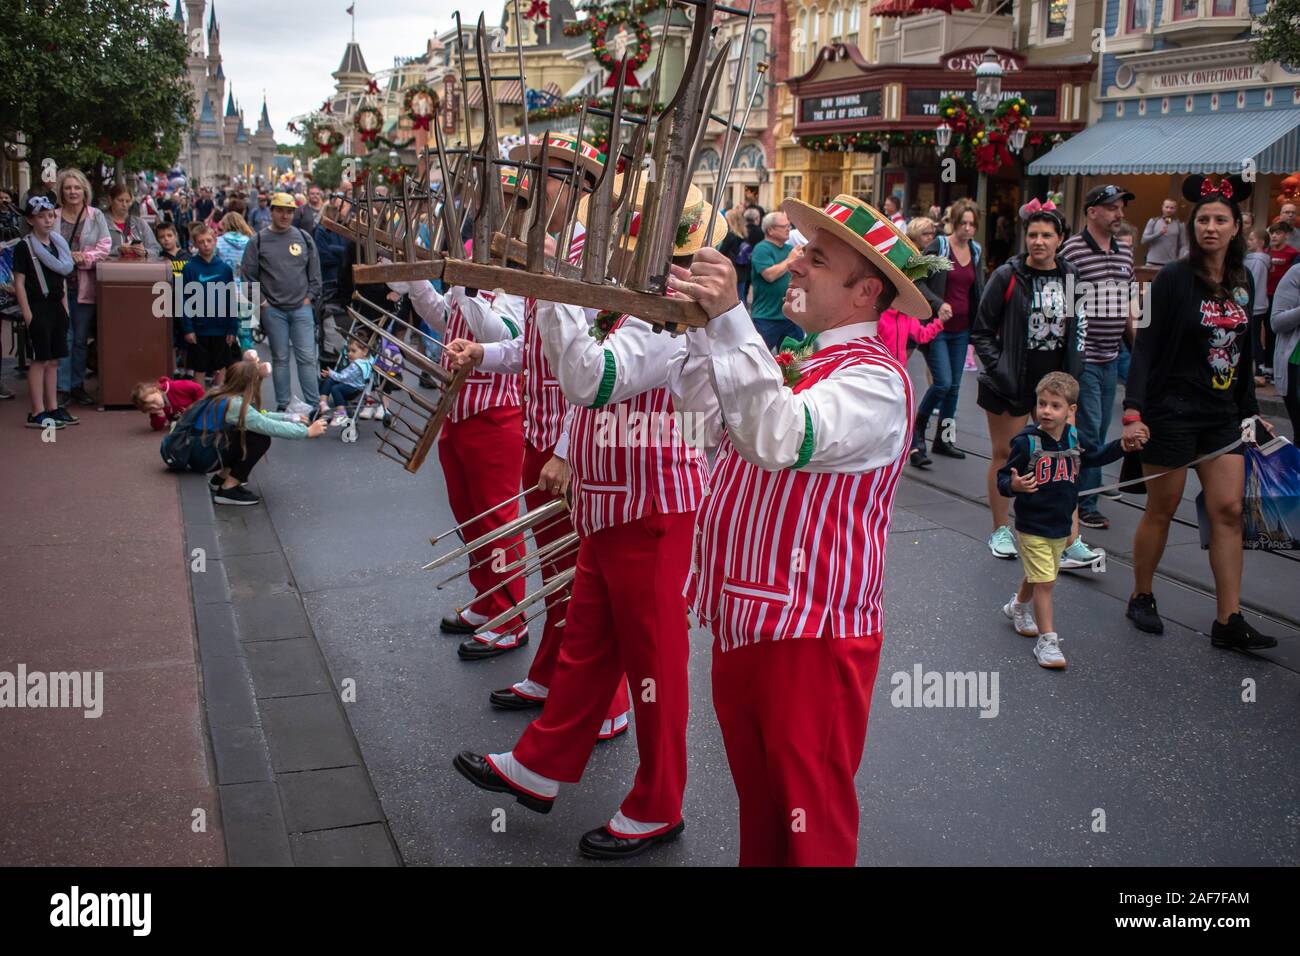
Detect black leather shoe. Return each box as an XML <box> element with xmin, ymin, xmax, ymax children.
<box><xmin>440</xmin><ymin>610</ymin><xmax>479</xmax><ymax>634</ymax></box>
<box><xmin>909</xmin><ymin>447</ymin><xmax>932</xmax><ymax>469</ymax></box>
<box><xmin>578</xmin><ymin>820</ymin><xmax>685</xmax><ymax>860</ymax></box>
<box><xmin>1211</xmin><ymin>612</ymin><xmax>1277</xmax><ymax>650</ymax></box>
<box><xmin>458</xmin><ymin>633</ymin><xmax>529</xmax><ymax>661</ymax></box>
<box><xmin>489</xmin><ymin>686</ymin><xmax>545</xmax><ymax>710</ymax></box>
<box><xmin>1126</xmin><ymin>593</ymin><xmax>1164</xmax><ymax>634</ymax></box>
<box><xmin>452</xmin><ymin>751</ymin><xmax>554</xmax><ymax>814</ymax></box>
<box><xmin>931</xmin><ymin>436</ymin><xmax>966</xmax><ymax>459</ymax></box>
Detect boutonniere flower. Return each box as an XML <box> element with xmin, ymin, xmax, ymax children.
<box><xmin>589</xmin><ymin>309</ymin><xmax>620</xmax><ymax>343</ymax></box>
<box><xmin>774</xmin><ymin>334</ymin><xmax>819</xmax><ymax>388</ymax></box>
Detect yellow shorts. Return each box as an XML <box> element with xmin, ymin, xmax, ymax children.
<box><xmin>1019</xmin><ymin>533</ymin><xmax>1069</xmax><ymax>584</ymax></box>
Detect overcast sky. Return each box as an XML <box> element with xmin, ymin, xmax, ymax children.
<box><xmin>202</xmin><ymin>1</ymin><xmax>494</xmax><ymax>138</ymax></box>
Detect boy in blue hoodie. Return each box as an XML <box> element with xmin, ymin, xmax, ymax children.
<box><xmin>997</xmin><ymin>372</ymin><xmax>1134</xmax><ymax>669</ymax></box>
<box><xmin>179</xmin><ymin>222</ymin><xmax>237</xmax><ymax>386</ymax></box>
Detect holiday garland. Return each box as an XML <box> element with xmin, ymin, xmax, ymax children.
<box><xmin>353</xmin><ymin>105</ymin><xmax>384</xmax><ymax>147</ymax></box>
<box><xmin>527</xmin><ymin>95</ymin><xmax>667</xmax><ymax>124</ymax></box>
<box><xmin>564</xmin><ymin>1</ymin><xmax>669</xmax><ymax>87</ymax></box>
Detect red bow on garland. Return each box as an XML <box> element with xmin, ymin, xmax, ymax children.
<box><xmin>1202</xmin><ymin>177</ymin><xmax>1233</xmax><ymax>199</ymax></box>
<box><xmin>366</xmin><ymin>79</ymin><xmax>381</xmax><ymax>95</ymax></box>
<box><xmin>412</xmin><ymin>115</ymin><xmax>431</xmax><ymax>131</ymax></box>
<box><xmin>359</xmin><ymin>129</ymin><xmax>378</xmax><ymax>146</ymax></box>
<box><xmin>523</xmin><ymin>0</ymin><xmax>549</xmax><ymax>19</ymax></box>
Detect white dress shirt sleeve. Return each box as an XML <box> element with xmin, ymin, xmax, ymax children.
<box><xmin>451</xmin><ymin>287</ymin><xmax>519</xmax><ymax>343</ymax></box>
<box><xmin>536</xmin><ymin>300</ymin><xmax>684</xmax><ymax>408</ymax></box>
<box><xmin>665</xmin><ymin>329</ymin><xmax>724</xmax><ymax>452</ymax></box>
<box><xmin>389</xmin><ymin>279</ymin><xmax>448</xmax><ymax>336</ymax></box>
<box><xmin>553</xmin><ymin>405</ymin><xmax>574</xmax><ymax>461</ymax></box>
<box><xmin>703</xmin><ymin>303</ymin><xmax>909</xmax><ymax>473</ymax></box>
<box><xmin>479</xmin><ymin>335</ymin><xmax>525</xmax><ymax>375</ymax></box>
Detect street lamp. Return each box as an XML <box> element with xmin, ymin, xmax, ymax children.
<box><xmin>935</xmin><ymin>121</ymin><xmax>952</xmax><ymax>158</ymax></box>
<box><xmin>1008</xmin><ymin>126</ymin><xmax>1027</xmax><ymax>154</ymax></box>
<box><xmin>974</xmin><ymin>48</ymin><xmax>1003</xmax><ymax>114</ymax></box>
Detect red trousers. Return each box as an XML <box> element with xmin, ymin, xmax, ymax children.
<box><xmin>711</xmin><ymin>634</ymin><xmax>883</xmax><ymax>867</ymax></box>
<box><xmin>438</xmin><ymin>405</ymin><xmax>525</xmax><ymax>630</ymax></box>
<box><xmin>521</xmin><ymin>442</ymin><xmax>628</xmax><ymax>722</ymax></box>
<box><xmin>513</xmin><ymin>510</ymin><xmax>694</xmax><ymax>826</ymax></box>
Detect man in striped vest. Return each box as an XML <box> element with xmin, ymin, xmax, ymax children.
<box><xmin>452</xmin><ymin>180</ymin><xmax>724</xmax><ymax>860</ymax></box>
<box><xmin>668</xmin><ymin>194</ymin><xmax>944</xmax><ymax>866</ymax></box>
<box><xmin>384</xmin><ymin>276</ymin><xmax>528</xmax><ymax>657</ymax></box>
<box><xmin>445</xmin><ymin>137</ymin><xmax>631</xmax><ymax>736</ymax></box>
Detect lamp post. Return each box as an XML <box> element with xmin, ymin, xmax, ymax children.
<box><xmin>972</xmin><ymin>48</ymin><xmax>1002</xmax><ymax>239</ymax></box>
<box><xmin>935</xmin><ymin>121</ymin><xmax>952</xmax><ymax>158</ymax></box>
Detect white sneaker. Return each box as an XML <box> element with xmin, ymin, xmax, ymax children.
<box><xmin>988</xmin><ymin>525</ymin><xmax>1018</xmax><ymax>559</ymax></box>
<box><xmin>329</xmin><ymin>411</ymin><xmax>349</xmax><ymax>427</ymax></box>
<box><xmin>357</xmin><ymin>404</ymin><xmax>374</xmax><ymax>420</ymax></box>
<box><xmin>1034</xmin><ymin>632</ymin><xmax>1067</xmax><ymax>669</ymax></box>
<box><xmin>1002</xmin><ymin>595</ymin><xmax>1039</xmax><ymax>637</ymax></box>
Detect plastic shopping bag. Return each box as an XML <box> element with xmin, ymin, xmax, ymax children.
<box><xmin>1196</xmin><ymin>436</ymin><xmax>1300</xmax><ymax>550</ymax></box>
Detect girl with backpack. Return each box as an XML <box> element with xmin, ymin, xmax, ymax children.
<box><xmin>205</xmin><ymin>359</ymin><xmax>326</xmax><ymax>505</ymax></box>
<box><xmin>971</xmin><ymin>199</ymin><xmax>1097</xmax><ymax>568</ymax></box>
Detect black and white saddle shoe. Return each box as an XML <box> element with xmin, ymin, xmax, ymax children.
<box><xmin>489</xmin><ymin>686</ymin><xmax>545</xmax><ymax>710</ymax></box>
<box><xmin>457</xmin><ymin>632</ymin><xmax>529</xmax><ymax>661</ymax></box>
<box><xmin>440</xmin><ymin>610</ymin><xmax>479</xmax><ymax>634</ymax></box>
<box><xmin>452</xmin><ymin>751</ymin><xmax>553</xmax><ymax>814</ymax></box>
<box><xmin>578</xmin><ymin>820</ymin><xmax>685</xmax><ymax>860</ymax></box>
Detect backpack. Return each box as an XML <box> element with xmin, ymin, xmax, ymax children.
<box><xmin>160</xmin><ymin>397</ymin><xmax>230</xmax><ymax>473</ymax></box>
<box><xmin>736</xmin><ymin>241</ymin><xmax>753</xmax><ymax>267</ymax></box>
<box><xmin>374</xmin><ymin>337</ymin><xmax>404</xmax><ymax>377</ymax></box>
<box><xmin>1026</xmin><ymin>426</ymin><xmax>1079</xmax><ymax>476</ymax></box>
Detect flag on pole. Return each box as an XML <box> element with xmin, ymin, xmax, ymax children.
<box><xmin>346</xmin><ymin>4</ymin><xmax>354</xmax><ymax>13</ymax></box>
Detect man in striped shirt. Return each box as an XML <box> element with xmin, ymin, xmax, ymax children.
<box><xmin>1059</xmin><ymin>184</ymin><xmax>1134</xmax><ymax>531</ymax></box>
<box><xmin>669</xmin><ymin>194</ymin><xmax>935</xmax><ymax>866</ymax></box>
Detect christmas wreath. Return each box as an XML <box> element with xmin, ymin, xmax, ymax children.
<box><xmin>403</xmin><ymin>83</ymin><xmax>439</xmax><ymax>131</ymax></box>
<box><xmin>311</xmin><ymin>123</ymin><xmax>345</xmax><ymax>156</ymax></box>
<box><xmin>353</xmin><ymin>105</ymin><xmax>384</xmax><ymax>148</ymax></box>
<box><xmin>564</xmin><ymin>2</ymin><xmax>660</xmax><ymax>88</ymax></box>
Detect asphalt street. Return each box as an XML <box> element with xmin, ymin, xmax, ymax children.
<box><xmin>220</xmin><ymin>354</ymin><xmax>1299</xmax><ymax>866</ymax></box>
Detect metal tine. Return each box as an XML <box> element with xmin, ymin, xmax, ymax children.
<box><xmin>435</xmin><ymin>536</ymin><xmax>531</xmax><ymax>590</ymax></box>
<box><xmin>351</xmin><ymin>294</ymin><xmax>448</xmax><ymax>355</ymax></box>
<box><xmin>383</xmin><ymin>411</ymin><xmax>425</xmax><ymax>445</ymax></box>
<box><xmin>525</xmin><ymin>137</ymin><xmax>553</xmax><ymax>273</ymax></box>
<box><xmin>471</xmin><ymin>14</ymin><xmax>504</xmax><ymax>268</ymax></box>
<box><xmin>364</xmin><ymin>178</ymin><xmax>377</xmax><ymax>265</ymax></box>
<box><xmin>613</xmin><ymin>123</ymin><xmax>653</xmax><ymax>286</ymax></box>
<box><xmin>423</xmin><ymin>497</ymin><xmax>567</xmax><ymax>572</ymax></box>
<box><xmin>644</xmin><ymin>0</ymin><xmax>717</xmax><ymax>291</ymax></box>
<box><xmin>401</xmin><ymin>176</ymin><xmax>417</xmax><ymax>263</ymax></box>
<box><xmin>475</xmin><ymin>568</ymin><xmax>576</xmax><ymax>638</ymax></box>
<box><xmin>378</xmin><ymin>447</ymin><xmax>411</xmax><ymax>468</ymax></box>
<box><xmin>553</xmin><ymin>101</ymin><xmax>592</xmax><ymax>273</ymax></box>
<box><xmin>429</xmin><ymin>484</ymin><xmax>542</xmax><ymax>546</ymax></box>
<box><xmin>433</xmin><ymin>123</ymin><xmax>464</xmax><ymax>257</ymax></box>
<box><xmin>383</xmin><ymin>390</ymin><xmax>435</xmax><ymax>423</ymax></box>
<box><xmin>709</xmin><ymin>61</ymin><xmax>769</xmax><ymax>247</ymax></box>
<box><xmin>452</xmin><ymin>524</ymin><xmax>577</xmax><ymax>590</ymax></box>
<box><xmin>581</xmin><ymin>55</ymin><xmax>628</xmax><ymax>284</ymax></box>
<box><xmin>347</xmin><ymin>310</ymin><xmax>444</xmax><ymax>374</ymax></box>
<box><xmin>377</xmin><ymin>432</ymin><xmax>415</xmax><ymax>459</ymax></box>
<box><xmin>453</xmin><ymin>11</ymin><xmax>475</xmax><ymax>155</ymax></box>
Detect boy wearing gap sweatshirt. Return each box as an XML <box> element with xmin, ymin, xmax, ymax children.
<box><xmin>997</xmin><ymin>371</ymin><xmax>1134</xmax><ymax>670</ymax></box>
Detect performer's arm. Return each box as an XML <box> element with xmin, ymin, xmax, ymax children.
<box><xmin>454</xmin><ymin>288</ymin><xmax>520</xmax><ymax>343</ymax></box>
<box><xmin>479</xmin><ymin>333</ymin><xmax>525</xmax><ymax>375</ymax></box>
<box><xmin>536</xmin><ymin>300</ymin><xmax>682</xmax><ymax>408</ymax></box>
<box><xmin>703</xmin><ymin>303</ymin><xmax>909</xmax><ymax>472</ymax></box>
<box><xmin>387</xmin><ymin>279</ymin><xmax>448</xmax><ymax>335</ymax></box>
<box><xmin>666</xmin><ymin>329</ymin><xmax>723</xmax><ymax>451</ymax></box>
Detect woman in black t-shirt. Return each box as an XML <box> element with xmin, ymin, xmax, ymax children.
<box><xmin>1122</xmin><ymin>174</ymin><xmax>1277</xmax><ymax>650</ymax></box>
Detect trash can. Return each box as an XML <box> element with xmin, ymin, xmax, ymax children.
<box><xmin>95</xmin><ymin>259</ymin><xmax>172</xmax><ymax>408</ymax></box>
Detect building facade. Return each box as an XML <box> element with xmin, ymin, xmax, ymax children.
<box><xmin>1030</xmin><ymin>0</ymin><xmax>1297</xmax><ymax>251</ymax></box>
<box><xmin>175</xmin><ymin>1</ymin><xmax>276</xmax><ymax>188</ymax></box>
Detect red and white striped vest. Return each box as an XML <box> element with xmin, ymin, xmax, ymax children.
<box><xmin>519</xmin><ymin>226</ymin><xmax>586</xmax><ymax>451</ymax></box>
<box><xmin>690</xmin><ymin>337</ymin><xmax>913</xmax><ymax>652</ymax></box>
<box><xmin>566</xmin><ymin>316</ymin><xmax>709</xmax><ymax>538</ymax></box>
<box><xmin>442</xmin><ymin>295</ymin><xmax>520</xmax><ymax>423</ymax></box>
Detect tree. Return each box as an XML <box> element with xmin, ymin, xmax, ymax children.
<box><xmin>310</xmin><ymin>153</ymin><xmax>344</xmax><ymax>190</ymax></box>
<box><xmin>1252</xmin><ymin>0</ymin><xmax>1300</xmax><ymax>69</ymax></box>
<box><xmin>0</xmin><ymin>0</ymin><xmax>194</xmax><ymax>192</ymax></box>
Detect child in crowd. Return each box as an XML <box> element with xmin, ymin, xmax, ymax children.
<box><xmin>12</xmin><ymin>196</ymin><xmax>76</xmax><ymax>429</ymax></box>
<box><xmin>1245</xmin><ymin>228</ymin><xmax>1273</xmax><ymax>385</ymax></box>
<box><xmin>132</xmin><ymin>376</ymin><xmax>206</xmax><ymax>431</ymax></box>
<box><xmin>157</xmin><ymin>222</ymin><xmax>194</xmax><ymax>378</ymax></box>
<box><xmin>997</xmin><ymin>372</ymin><xmax>1133</xmax><ymax>670</ymax></box>
<box><xmin>317</xmin><ymin>338</ymin><xmax>374</xmax><ymax>425</ymax></box>
<box><xmin>179</xmin><ymin>222</ymin><xmax>237</xmax><ymax>387</ymax></box>
<box><xmin>1265</xmin><ymin>220</ymin><xmax>1298</xmax><ymax>382</ymax></box>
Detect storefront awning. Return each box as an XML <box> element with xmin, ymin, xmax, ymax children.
<box><xmin>1028</xmin><ymin>108</ymin><xmax>1300</xmax><ymax>176</ymax></box>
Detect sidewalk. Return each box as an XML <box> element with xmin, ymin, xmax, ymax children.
<box><xmin>0</xmin><ymin>369</ymin><xmax>224</xmax><ymax>865</ymax></box>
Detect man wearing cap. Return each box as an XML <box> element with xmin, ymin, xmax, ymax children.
<box><xmin>249</xmin><ymin>193</ymin><xmax>272</xmax><ymax>232</ymax></box>
<box><xmin>241</xmin><ymin>192</ymin><xmax>322</xmax><ymax>410</ymax></box>
<box><xmin>451</xmin><ymin>178</ymin><xmax>723</xmax><ymax>860</ymax></box>
<box><xmin>667</xmin><ymin>193</ymin><xmax>939</xmax><ymax>866</ymax></box>
<box><xmin>1059</xmin><ymin>183</ymin><xmax>1135</xmax><ymax>532</ymax></box>
<box><xmin>441</xmin><ymin>136</ymin><xmax>634</xmax><ymax>738</ymax></box>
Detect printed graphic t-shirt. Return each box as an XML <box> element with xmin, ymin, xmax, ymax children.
<box><xmin>1169</xmin><ymin>281</ymin><xmax>1250</xmax><ymax>405</ymax></box>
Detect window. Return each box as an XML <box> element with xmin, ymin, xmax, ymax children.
<box><xmin>1173</xmin><ymin>0</ymin><xmax>1199</xmax><ymax>19</ymax></box>
<box><xmin>1045</xmin><ymin>0</ymin><xmax>1069</xmax><ymax>38</ymax></box>
<box><xmin>749</xmin><ymin>30</ymin><xmax>767</xmax><ymax>108</ymax></box>
<box><xmin>1128</xmin><ymin>0</ymin><xmax>1152</xmax><ymax>30</ymax></box>
<box><xmin>851</xmin><ymin>173</ymin><xmax>873</xmax><ymax>199</ymax></box>
<box><xmin>846</xmin><ymin>4</ymin><xmax>859</xmax><ymax>46</ymax></box>
<box><xmin>782</xmin><ymin>175</ymin><xmax>803</xmax><ymax>200</ymax></box>
<box><xmin>832</xmin><ymin>3</ymin><xmax>844</xmax><ymax>40</ymax></box>
<box><xmin>1212</xmin><ymin>0</ymin><xmax>1236</xmax><ymax>13</ymax></box>
<box><xmin>798</xmin><ymin>8</ymin><xmax>809</xmax><ymax>71</ymax></box>
<box><xmin>726</xmin><ymin>34</ymin><xmax>742</xmax><ymax>110</ymax></box>
<box><xmin>810</xmin><ymin>7</ymin><xmax>820</xmax><ymax>61</ymax></box>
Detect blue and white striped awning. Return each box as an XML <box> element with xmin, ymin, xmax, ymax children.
<box><xmin>1028</xmin><ymin>108</ymin><xmax>1300</xmax><ymax>176</ymax></box>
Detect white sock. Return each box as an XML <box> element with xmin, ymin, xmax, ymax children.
<box><xmin>512</xmin><ymin>678</ymin><xmax>548</xmax><ymax>699</ymax></box>
<box><xmin>487</xmin><ymin>751</ymin><xmax>559</xmax><ymax>798</ymax></box>
<box><xmin>474</xmin><ymin>629</ymin><xmax>520</xmax><ymax>648</ymax></box>
<box><xmin>461</xmin><ymin>608</ymin><xmax>488</xmax><ymax>625</ymax></box>
<box><xmin>607</xmin><ymin>811</ymin><xmax>668</xmax><ymax>837</ymax></box>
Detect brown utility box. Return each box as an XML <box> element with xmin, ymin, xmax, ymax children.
<box><xmin>95</xmin><ymin>260</ymin><xmax>172</xmax><ymax>407</ymax></box>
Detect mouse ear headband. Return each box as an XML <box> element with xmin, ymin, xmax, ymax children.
<box><xmin>1183</xmin><ymin>174</ymin><xmax>1252</xmax><ymax>205</ymax></box>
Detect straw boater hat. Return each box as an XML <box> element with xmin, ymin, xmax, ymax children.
<box><xmin>782</xmin><ymin>193</ymin><xmax>945</xmax><ymax>319</ymax></box>
<box><xmin>499</xmin><ymin>165</ymin><xmax>531</xmax><ymax>201</ymax></box>
<box><xmin>507</xmin><ymin>132</ymin><xmax>605</xmax><ymax>186</ymax></box>
<box><xmin>578</xmin><ymin>176</ymin><xmax>726</xmax><ymax>257</ymax></box>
